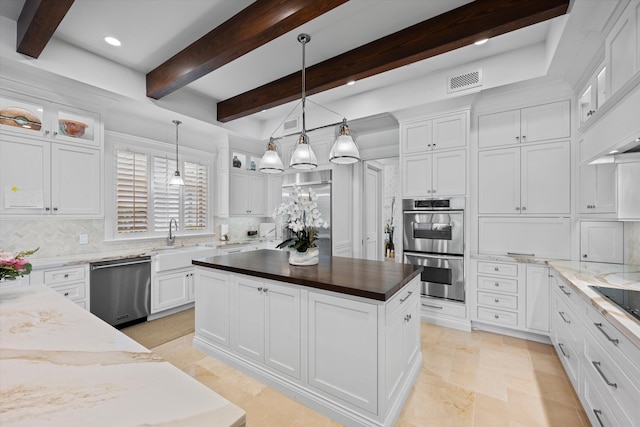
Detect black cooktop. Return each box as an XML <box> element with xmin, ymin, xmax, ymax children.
<box><xmin>590</xmin><ymin>286</ymin><xmax>640</xmax><ymax>322</ymax></box>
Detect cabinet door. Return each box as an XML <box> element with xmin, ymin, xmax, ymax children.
<box><xmin>152</xmin><ymin>269</ymin><xmax>190</xmax><ymax>313</ymax></box>
<box><xmin>402</xmin><ymin>153</ymin><xmax>432</xmax><ymax>197</ymax></box>
<box><xmin>264</xmin><ymin>282</ymin><xmax>301</xmax><ymax>379</ymax></box>
<box><xmin>0</xmin><ymin>136</ymin><xmax>50</xmax><ymax>215</ymax></box>
<box><xmin>51</xmin><ymin>143</ymin><xmax>101</xmax><ymax>215</ymax></box>
<box><xmin>606</xmin><ymin>1</ymin><xmax>637</xmax><ymax>96</ymax></box>
<box><xmin>401</xmin><ymin>119</ymin><xmax>432</xmax><ymax>154</ymax></box>
<box><xmin>579</xmin><ymin>162</ymin><xmax>597</xmax><ymax>213</ymax></box>
<box><xmin>520</xmin><ymin>141</ymin><xmax>570</xmax><ymax>214</ymax></box>
<box><xmin>0</xmin><ymin>92</ymin><xmax>47</xmax><ymax>138</ymax></box>
<box><xmin>385</xmin><ymin>309</ymin><xmax>405</xmax><ymax>406</ymax></box>
<box><xmin>432</xmin><ymin>113</ymin><xmax>466</xmax><ymax>150</ymax></box>
<box><xmin>248</xmin><ymin>174</ymin><xmax>266</xmax><ymax>215</ymax></box>
<box><xmin>478</xmin><ymin>109</ymin><xmax>520</xmax><ymax>148</ymax></box>
<box><xmin>229</xmin><ymin>172</ymin><xmax>249</xmax><ymax>215</ymax></box>
<box><xmin>403</xmin><ymin>295</ymin><xmax>420</xmax><ymax>372</ymax></box>
<box><xmin>525</xmin><ymin>266</ymin><xmax>550</xmax><ymax>333</ymax></box>
<box><xmin>195</xmin><ymin>269</ymin><xmax>230</xmax><ymax>347</ymax></box>
<box><xmin>520</xmin><ymin>101</ymin><xmax>571</xmax><ymax>144</ymax></box>
<box><xmin>215</xmin><ymin>171</ymin><xmax>229</xmax><ymax>217</ymax></box>
<box><xmin>580</xmin><ymin>221</ymin><xmax>624</xmax><ymax>264</ymax></box>
<box><xmin>432</xmin><ymin>149</ymin><xmax>465</xmax><ymax>196</ymax></box>
<box><xmin>478</xmin><ymin>148</ymin><xmax>520</xmax><ymax>214</ymax></box>
<box><xmin>594</xmin><ymin>163</ymin><xmax>617</xmax><ymax>213</ymax></box>
<box><xmin>53</xmin><ymin>104</ymin><xmax>101</xmax><ymax>147</ymax></box>
<box><xmin>232</xmin><ymin>276</ymin><xmax>265</xmax><ymax>362</ymax></box>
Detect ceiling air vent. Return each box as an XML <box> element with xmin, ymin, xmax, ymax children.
<box><xmin>447</xmin><ymin>69</ymin><xmax>482</xmax><ymax>93</ymax></box>
<box><xmin>283</xmin><ymin>117</ymin><xmax>300</xmax><ymax>132</ymax></box>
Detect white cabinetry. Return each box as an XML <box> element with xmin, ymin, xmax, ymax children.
<box><xmin>400</xmin><ymin>110</ymin><xmax>468</xmax><ymax>198</ymax></box>
<box><xmin>578</xmin><ymin>64</ymin><xmax>607</xmax><ymax>126</ymax></box>
<box><xmin>229</xmin><ymin>171</ymin><xmax>266</xmax><ymax>215</ymax></box>
<box><xmin>471</xmin><ymin>260</ymin><xmax>550</xmax><ymax>335</ymax></box>
<box><xmin>151</xmin><ymin>267</ymin><xmax>194</xmax><ymax>313</ymax></box>
<box><xmin>580</xmin><ymin>221</ymin><xmax>624</xmax><ymax>264</ymax></box>
<box><xmin>195</xmin><ymin>269</ymin><xmax>230</xmax><ymax>347</ymax></box>
<box><xmin>29</xmin><ymin>264</ymin><xmax>90</xmax><ymax>309</ymax></box>
<box><xmin>0</xmin><ymin>134</ymin><xmax>101</xmax><ymax>217</ymax></box>
<box><xmin>231</xmin><ymin>275</ymin><xmax>301</xmax><ymax>379</ymax></box>
<box><xmin>478</xmin><ymin>141</ymin><xmax>570</xmax><ymax>215</ymax></box>
<box><xmin>605</xmin><ymin>1</ymin><xmax>640</xmax><ymax>97</ymax></box>
<box><xmin>478</xmin><ymin>100</ymin><xmax>570</xmax><ymax>148</ymax></box>
<box><xmin>578</xmin><ymin>158</ymin><xmax>616</xmax><ymax>214</ymax></box>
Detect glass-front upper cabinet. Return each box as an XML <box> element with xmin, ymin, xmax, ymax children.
<box><xmin>0</xmin><ymin>91</ymin><xmax>101</xmax><ymax>146</ymax></box>
<box><xmin>579</xmin><ymin>64</ymin><xmax>607</xmax><ymax>126</ymax></box>
<box><xmin>231</xmin><ymin>150</ymin><xmax>261</xmax><ymax>173</ymax></box>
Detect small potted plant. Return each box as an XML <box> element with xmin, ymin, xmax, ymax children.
<box><xmin>0</xmin><ymin>248</ymin><xmax>39</xmax><ymax>286</ymax></box>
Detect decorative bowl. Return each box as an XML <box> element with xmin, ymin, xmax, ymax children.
<box><xmin>58</xmin><ymin>119</ymin><xmax>88</xmax><ymax>137</ymax></box>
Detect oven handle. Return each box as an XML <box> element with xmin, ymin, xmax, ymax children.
<box><xmin>403</xmin><ymin>210</ymin><xmax>463</xmax><ymax>213</ymax></box>
<box><xmin>404</xmin><ymin>251</ymin><xmax>464</xmax><ymax>260</ymax></box>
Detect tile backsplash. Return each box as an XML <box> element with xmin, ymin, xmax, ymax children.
<box><xmin>626</xmin><ymin>222</ymin><xmax>640</xmax><ymax>265</ymax></box>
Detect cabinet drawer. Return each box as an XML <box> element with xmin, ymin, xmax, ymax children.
<box><xmin>477</xmin><ymin>261</ymin><xmax>517</xmax><ymax>277</ymax></box>
<box><xmin>477</xmin><ymin>275</ymin><xmax>518</xmax><ymax>293</ymax></box>
<box><xmin>50</xmin><ymin>281</ymin><xmax>86</xmax><ymax>301</ymax></box>
<box><xmin>44</xmin><ymin>266</ymin><xmax>86</xmax><ymax>285</ymax></box>
<box><xmin>477</xmin><ymin>291</ymin><xmax>518</xmax><ymax>310</ymax></box>
<box><xmin>584</xmin><ymin>369</ymin><xmax>630</xmax><ymax>427</ymax></box>
<box><xmin>477</xmin><ymin>306</ymin><xmax>518</xmax><ymax>326</ymax></box>
<box><xmin>551</xmin><ymin>274</ymin><xmax>581</xmax><ymax>308</ymax></box>
<box><xmin>386</xmin><ymin>279</ymin><xmax>419</xmax><ymax>322</ymax></box>
<box><xmin>553</xmin><ymin>319</ymin><xmax>580</xmax><ymax>387</ymax></box>
<box><xmin>584</xmin><ymin>336</ymin><xmax>640</xmax><ymax>424</ymax></box>
<box><xmin>420</xmin><ymin>298</ymin><xmax>466</xmax><ymax>319</ymax></box>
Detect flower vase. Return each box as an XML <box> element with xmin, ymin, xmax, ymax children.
<box><xmin>289</xmin><ymin>247</ymin><xmax>319</xmax><ymax>266</ymax></box>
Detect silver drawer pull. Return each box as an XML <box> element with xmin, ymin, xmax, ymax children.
<box><xmin>494</xmin><ymin>298</ymin><xmax>499</xmax><ymax>303</ymax></box>
<box><xmin>558</xmin><ymin>285</ymin><xmax>571</xmax><ymax>296</ymax></box>
<box><xmin>592</xmin><ymin>410</ymin><xmax>605</xmax><ymax>427</ymax></box>
<box><xmin>494</xmin><ymin>267</ymin><xmax>499</xmax><ymax>271</ymax></box>
<box><xmin>592</xmin><ymin>361</ymin><xmax>617</xmax><ymax>388</ymax></box>
<box><xmin>507</xmin><ymin>252</ymin><xmax>535</xmax><ymax>257</ymax></box>
<box><xmin>494</xmin><ymin>314</ymin><xmax>499</xmax><ymax>319</ymax></box>
<box><xmin>594</xmin><ymin>323</ymin><xmax>619</xmax><ymax>345</ymax></box>
<box><xmin>494</xmin><ymin>282</ymin><xmax>500</xmax><ymax>287</ymax></box>
<box><xmin>422</xmin><ymin>303</ymin><xmax>443</xmax><ymax>309</ymax></box>
<box><xmin>558</xmin><ymin>311</ymin><xmax>571</xmax><ymax>324</ymax></box>
<box><xmin>558</xmin><ymin>343</ymin><xmax>569</xmax><ymax>358</ymax></box>
<box><xmin>257</xmin><ymin>287</ymin><xmax>263</xmax><ymax>292</ymax></box>
<box><xmin>400</xmin><ymin>291</ymin><xmax>413</xmax><ymax>303</ymax></box>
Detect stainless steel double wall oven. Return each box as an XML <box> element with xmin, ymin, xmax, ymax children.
<box><xmin>403</xmin><ymin>198</ymin><xmax>465</xmax><ymax>303</ymax></box>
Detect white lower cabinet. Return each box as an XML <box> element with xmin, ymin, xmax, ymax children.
<box><xmin>231</xmin><ymin>275</ymin><xmax>301</xmax><ymax>380</ymax></box>
<box><xmin>195</xmin><ymin>269</ymin><xmax>230</xmax><ymax>347</ymax></box>
<box><xmin>580</xmin><ymin>221</ymin><xmax>624</xmax><ymax>263</ymax></box>
<box><xmin>151</xmin><ymin>267</ymin><xmax>194</xmax><ymax>313</ymax></box>
<box><xmin>471</xmin><ymin>260</ymin><xmax>550</xmax><ymax>334</ymax></box>
<box><xmin>30</xmin><ymin>264</ymin><xmax>90</xmax><ymax>309</ymax></box>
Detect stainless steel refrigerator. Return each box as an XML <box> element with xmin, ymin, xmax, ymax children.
<box><xmin>281</xmin><ymin>170</ymin><xmax>332</xmax><ymax>256</ymax></box>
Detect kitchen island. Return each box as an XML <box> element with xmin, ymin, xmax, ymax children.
<box><xmin>192</xmin><ymin>250</ymin><xmax>423</xmax><ymax>427</ymax></box>
<box><xmin>0</xmin><ymin>285</ymin><xmax>245</xmax><ymax>427</ymax></box>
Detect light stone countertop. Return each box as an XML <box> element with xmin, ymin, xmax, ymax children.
<box><xmin>0</xmin><ymin>285</ymin><xmax>246</xmax><ymax>427</ymax></box>
<box><xmin>470</xmin><ymin>252</ymin><xmax>550</xmax><ymax>265</ymax></box>
<box><xmin>548</xmin><ymin>261</ymin><xmax>640</xmax><ymax>348</ymax></box>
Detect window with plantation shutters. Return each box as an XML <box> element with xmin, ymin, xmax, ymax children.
<box><xmin>153</xmin><ymin>156</ymin><xmax>181</xmax><ymax>232</ymax></box>
<box><xmin>115</xmin><ymin>150</ymin><xmax>148</xmax><ymax>233</ymax></box>
<box><xmin>183</xmin><ymin>161</ymin><xmax>208</xmax><ymax>230</ymax></box>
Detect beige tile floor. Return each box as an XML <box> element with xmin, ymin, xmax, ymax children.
<box><xmin>151</xmin><ymin>322</ymin><xmax>589</xmax><ymax>427</ymax></box>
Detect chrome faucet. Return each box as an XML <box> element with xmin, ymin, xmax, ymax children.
<box><xmin>167</xmin><ymin>218</ymin><xmax>178</xmax><ymax>246</ymax></box>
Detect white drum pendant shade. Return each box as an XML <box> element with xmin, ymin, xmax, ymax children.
<box><xmin>259</xmin><ymin>139</ymin><xmax>284</xmax><ymax>173</ymax></box>
<box><xmin>290</xmin><ymin>134</ymin><xmax>318</xmax><ymax>169</ymax></box>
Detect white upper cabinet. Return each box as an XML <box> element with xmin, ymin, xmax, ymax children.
<box><xmin>478</xmin><ymin>141</ymin><xmax>570</xmax><ymax>215</ymax></box>
<box><xmin>478</xmin><ymin>100</ymin><xmax>570</xmax><ymax>148</ymax></box>
<box><xmin>580</xmin><ymin>221</ymin><xmax>624</xmax><ymax>264</ymax></box>
<box><xmin>229</xmin><ymin>172</ymin><xmax>266</xmax><ymax>216</ymax></box>
<box><xmin>401</xmin><ymin>111</ymin><xmax>467</xmax><ymax>154</ymax></box>
<box><xmin>579</xmin><ymin>64</ymin><xmax>607</xmax><ymax>126</ymax></box>
<box><xmin>578</xmin><ymin>159</ymin><xmax>617</xmax><ymax>214</ymax></box>
<box><xmin>605</xmin><ymin>1</ymin><xmax>640</xmax><ymax>97</ymax></box>
<box><xmin>402</xmin><ymin>150</ymin><xmax>465</xmax><ymax>198</ymax></box>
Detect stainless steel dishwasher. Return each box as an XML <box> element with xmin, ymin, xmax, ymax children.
<box><xmin>90</xmin><ymin>256</ymin><xmax>151</xmax><ymax>328</ymax></box>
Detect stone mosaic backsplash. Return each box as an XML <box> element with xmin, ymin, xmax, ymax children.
<box><xmin>626</xmin><ymin>221</ymin><xmax>640</xmax><ymax>265</ymax></box>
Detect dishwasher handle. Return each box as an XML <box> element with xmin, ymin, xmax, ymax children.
<box><xmin>91</xmin><ymin>259</ymin><xmax>151</xmax><ymax>270</ymax></box>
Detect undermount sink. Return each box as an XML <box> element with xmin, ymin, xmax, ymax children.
<box><xmin>153</xmin><ymin>245</ymin><xmax>217</xmax><ymax>272</ymax></box>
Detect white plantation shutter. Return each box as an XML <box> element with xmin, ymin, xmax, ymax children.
<box><xmin>183</xmin><ymin>161</ymin><xmax>208</xmax><ymax>230</ymax></box>
<box><xmin>116</xmin><ymin>150</ymin><xmax>148</xmax><ymax>233</ymax></box>
<box><xmin>153</xmin><ymin>156</ymin><xmax>181</xmax><ymax>232</ymax></box>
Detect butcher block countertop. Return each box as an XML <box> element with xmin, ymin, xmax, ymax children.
<box><xmin>0</xmin><ymin>285</ymin><xmax>245</xmax><ymax>427</ymax></box>
<box><xmin>193</xmin><ymin>249</ymin><xmax>422</xmax><ymax>301</ymax></box>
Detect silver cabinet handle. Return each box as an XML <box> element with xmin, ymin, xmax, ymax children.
<box><xmin>558</xmin><ymin>343</ymin><xmax>569</xmax><ymax>358</ymax></box>
<box><xmin>494</xmin><ymin>282</ymin><xmax>500</xmax><ymax>287</ymax></box>
<box><xmin>494</xmin><ymin>314</ymin><xmax>500</xmax><ymax>319</ymax></box>
<box><xmin>422</xmin><ymin>303</ymin><xmax>442</xmax><ymax>309</ymax></box>
<box><xmin>583</xmin><ymin>254</ymin><xmax>588</xmax><ymax>258</ymax></box>
<box><xmin>400</xmin><ymin>291</ymin><xmax>413</xmax><ymax>303</ymax></box>
<box><xmin>404</xmin><ymin>314</ymin><xmax>412</xmax><ymax>322</ymax></box>
<box><xmin>558</xmin><ymin>311</ymin><xmax>571</xmax><ymax>324</ymax></box>
<box><xmin>257</xmin><ymin>287</ymin><xmax>263</xmax><ymax>292</ymax></box>
<box><xmin>594</xmin><ymin>323</ymin><xmax>619</xmax><ymax>345</ymax></box>
<box><xmin>494</xmin><ymin>267</ymin><xmax>499</xmax><ymax>271</ymax></box>
<box><xmin>515</xmin><ymin>136</ymin><xmax>520</xmax><ymax>141</ymax></box>
<box><xmin>494</xmin><ymin>299</ymin><xmax>499</xmax><ymax>303</ymax></box>
<box><xmin>45</xmin><ymin>207</ymin><xmax>51</xmax><ymax>211</ymax></box>
<box><xmin>263</xmin><ymin>288</ymin><xmax>268</xmax><ymax>293</ymax></box>
<box><xmin>507</xmin><ymin>252</ymin><xmax>535</xmax><ymax>257</ymax></box>
<box><xmin>64</xmin><ymin>292</ymin><xmax>70</xmax><ymax>297</ymax></box>
<box><xmin>558</xmin><ymin>285</ymin><xmax>571</xmax><ymax>296</ymax></box>
<box><xmin>522</xmin><ymin>135</ymin><xmax>526</xmax><ymax>141</ymax></box>
<box><xmin>592</xmin><ymin>361</ymin><xmax>617</xmax><ymax>388</ymax></box>
<box><xmin>515</xmin><ymin>207</ymin><xmax>520</xmax><ymax>211</ymax></box>
<box><xmin>521</xmin><ymin>206</ymin><xmax>526</xmax><ymax>211</ymax></box>
<box><xmin>592</xmin><ymin>410</ymin><xmax>605</xmax><ymax>427</ymax></box>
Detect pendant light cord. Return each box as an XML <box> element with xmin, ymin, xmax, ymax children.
<box><xmin>300</xmin><ymin>34</ymin><xmax>307</xmax><ymax>136</ymax></box>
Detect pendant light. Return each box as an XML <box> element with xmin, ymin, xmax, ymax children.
<box><xmin>258</xmin><ymin>137</ymin><xmax>285</xmax><ymax>173</ymax></box>
<box><xmin>289</xmin><ymin>33</ymin><xmax>318</xmax><ymax>169</ymax></box>
<box><xmin>259</xmin><ymin>33</ymin><xmax>360</xmax><ymax>173</ymax></box>
<box><xmin>169</xmin><ymin>120</ymin><xmax>184</xmax><ymax>186</ymax></box>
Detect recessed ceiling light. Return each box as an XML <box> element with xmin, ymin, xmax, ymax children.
<box><xmin>104</xmin><ymin>36</ymin><xmax>122</xmax><ymax>47</ymax></box>
<box><xmin>474</xmin><ymin>38</ymin><xmax>489</xmax><ymax>46</ymax></box>
<box><xmin>346</xmin><ymin>80</ymin><xmax>355</xmax><ymax>86</ymax></box>
<box><xmin>609</xmin><ymin>150</ymin><xmax>619</xmax><ymax>154</ymax></box>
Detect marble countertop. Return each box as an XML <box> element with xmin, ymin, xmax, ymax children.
<box><xmin>548</xmin><ymin>260</ymin><xmax>640</xmax><ymax>347</ymax></box>
<box><xmin>470</xmin><ymin>252</ymin><xmax>551</xmax><ymax>265</ymax></box>
<box><xmin>194</xmin><ymin>249</ymin><xmax>422</xmax><ymax>301</ymax></box>
<box><xmin>0</xmin><ymin>285</ymin><xmax>245</xmax><ymax>427</ymax></box>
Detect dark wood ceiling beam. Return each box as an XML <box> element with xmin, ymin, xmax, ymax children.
<box><xmin>146</xmin><ymin>0</ymin><xmax>348</xmax><ymax>100</ymax></box>
<box><xmin>16</xmin><ymin>0</ymin><xmax>75</xmax><ymax>58</ymax></box>
<box><xmin>217</xmin><ymin>0</ymin><xmax>569</xmax><ymax>122</ymax></box>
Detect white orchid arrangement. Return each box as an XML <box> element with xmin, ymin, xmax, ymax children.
<box><xmin>274</xmin><ymin>185</ymin><xmax>329</xmax><ymax>252</ymax></box>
